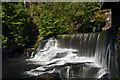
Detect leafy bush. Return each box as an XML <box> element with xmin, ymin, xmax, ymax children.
<box><xmin>2</xmin><ymin>2</ymin><xmax>37</xmax><ymax>48</ymax></box>
<box><xmin>32</xmin><ymin>2</ymin><xmax>107</xmax><ymax>37</ymax></box>
<box><xmin>2</xmin><ymin>2</ymin><xmax>108</xmax><ymax>49</ymax></box>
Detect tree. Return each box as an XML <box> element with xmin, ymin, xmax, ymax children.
<box><xmin>2</xmin><ymin>2</ymin><xmax>38</xmax><ymax>48</ymax></box>
<box><xmin>31</xmin><ymin>2</ymin><xmax>108</xmax><ymax>37</ymax></box>
<box><xmin>2</xmin><ymin>2</ymin><xmax>108</xmax><ymax>50</ymax></box>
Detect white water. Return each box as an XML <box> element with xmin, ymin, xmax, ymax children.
<box><xmin>25</xmin><ymin>32</ymin><xmax>118</xmax><ymax>79</ymax></box>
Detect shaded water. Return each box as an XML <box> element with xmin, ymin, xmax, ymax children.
<box><xmin>2</xmin><ymin>31</ymin><xmax>119</xmax><ymax>79</ymax></box>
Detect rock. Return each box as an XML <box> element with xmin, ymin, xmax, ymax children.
<box><xmin>24</xmin><ymin>48</ymin><xmax>35</xmax><ymax>57</ymax></box>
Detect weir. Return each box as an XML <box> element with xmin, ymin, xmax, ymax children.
<box><xmin>26</xmin><ymin>30</ymin><xmax>119</xmax><ymax>79</ymax></box>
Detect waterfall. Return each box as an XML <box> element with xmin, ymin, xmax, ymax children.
<box><xmin>25</xmin><ymin>31</ymin><xmax>119</xmax><ymax>79</ymax></box>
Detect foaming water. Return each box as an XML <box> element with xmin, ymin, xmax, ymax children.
<box><xmin>25</xmin><ymin>31</ymin><xmax>119</xmax><ymax>79</ymax></box>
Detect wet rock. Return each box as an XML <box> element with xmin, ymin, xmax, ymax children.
<box><xmin>24</xmin><ymin>48</ymin><xmax>35</xmax><ymax>57</ymax></box>
<box><xmin>36</xmin><ymin>73</ymin><xmax>62</xmax><ymax>80</ymax></box>
<box><xmin>98</xmin><ymin>73</ymin><xmax>110</xmax><ymax>80</ymax></box>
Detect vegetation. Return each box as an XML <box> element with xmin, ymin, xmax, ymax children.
<box><xmin>117</xmin><ymin>27</ymin><xmax>120</xmax><ymax>43</ymax></box>
<box><xmin>32</xmin><ymin>2</ymin><xmax>107</xmax><ymax>36</ymax></box>
<box><xmin>2</xmin><ymin>2</ymin><xmax>38</xmax><ymax>49</ymax></box>
<box><xmin>2</xmin><ymin>2</ymin><xmax>111</xmax><ymax>55</ymax></box>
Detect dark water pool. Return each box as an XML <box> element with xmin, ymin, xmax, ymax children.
<box><xmin>2</xmin><ymin>56</ymin><xmax>40</xmax><ymax>78</ymax></box>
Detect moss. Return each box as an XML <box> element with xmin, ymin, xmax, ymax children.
<box><xmin>34</xmin><ymin>35</ymin><xmax>43</xmax><ymax>49</ymax></box>
<box><xmin>62</xmin><ymin>34</ymin><xmax>69</xmax><ymax>39</ymax></box>
<box><xmin>34</xmin><ymin>40</ymin><xmax>39</xmax><ymax>49</ymax></box>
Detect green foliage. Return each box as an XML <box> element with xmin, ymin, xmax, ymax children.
<box><xmin>34</xmin><ymin>40</ymin><xmax>39</xmax><ymax>49</ymax></box>
<box><xmin>2</xmin><ymin>2</ymin><xmax>108</xmax><ymax>50</ymax></box>
<box><xmin>2</xmin><ymin>35</ymin><xmax>8</xmax><ymax>48</ymax></box>
<box><xmin>2</xmin><ymin>2</ymin><xmax>37</xmax><ymax>48</ymax></box>
<box><xmin>32</xmin><ymin>2</ymin><xmax>107</xmax><ymax>37</ymax></box>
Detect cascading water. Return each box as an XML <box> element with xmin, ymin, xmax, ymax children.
<box><xmin>25</xmin><ymin>31</ymin><xmax>119</xmax><ymax>79</ymax></box>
